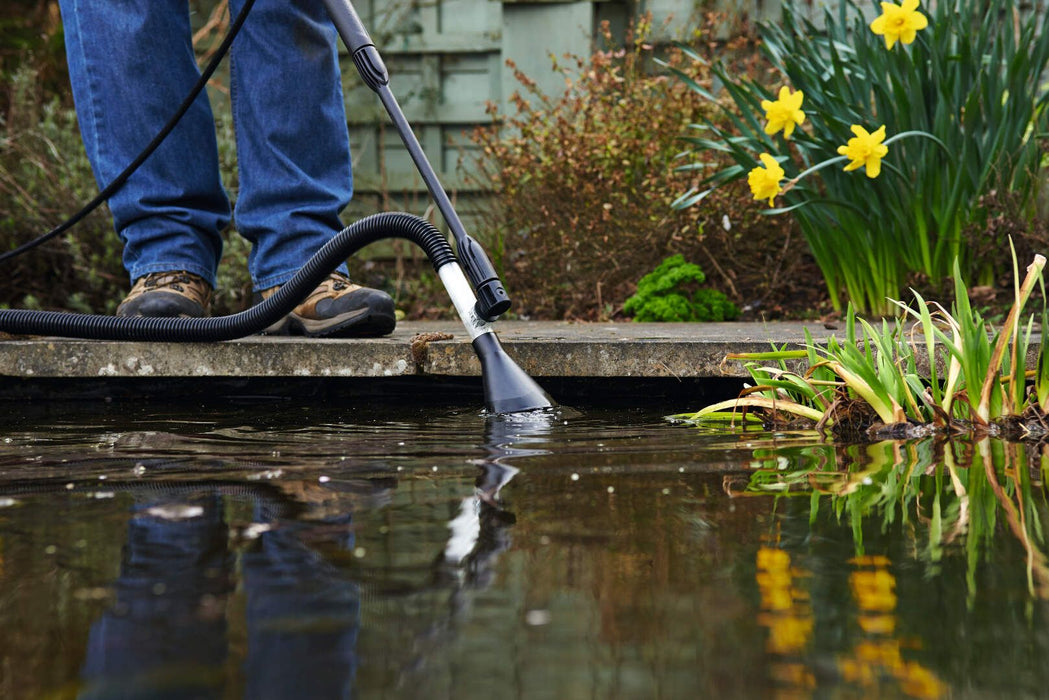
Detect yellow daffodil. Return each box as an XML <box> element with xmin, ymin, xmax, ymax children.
<box><xmin>761</xmin><ymin>86</ymin><xmax>806</xmax><ymax>138</ymax></box>
<box><xmin>870</xmin><ymin>0</ymin><xmax>928</xmax><ymax>49</ymax></box>
<box><xmin>837</xmin><ymin>125</ymin><xmax>889</xmax><ymax>178</ymax></box>
<box><xmin>747</xmin><ymin>153</ymin><xmax>785</xmax><ymax>206</ymax></box>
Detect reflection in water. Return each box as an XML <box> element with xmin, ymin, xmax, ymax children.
<box><xmin>739</xmin><ymin>436</ymin><xmax>1049</xmax><ymax>699</ymax></box>
<box><xmin>839</xmin><ymin>556</ymin><xmax>944</xmax><ymax>699</ymax></box>
<box><xmin>81</xmin><ymin>494</ymin><xmax>232</xmax><ymax>699</ymax></box>
<box><xmin>241</xmin><ymin>503</ymin><xmax>361</xmax><ymax>700</ymax></box>
<box><xmin>77</xmin><ymin>486</ymin><xmax>367</xmax><ymax>699</ymax></box>
<box><xmin>4</xmin><ymin>405</ymin><xmax>1049</xmax><ymax>698</ymax></box>
<box><xmin>755</xmin><ymin>533</ymin><xmax>947</xmax><ymax>699</ymax></box>
<box><xmin>54</xmin><ymin>410</ymin><xmax>559</xmax><ymax>699</ymax></box>
<box><xmin>737</xmin><ymin>437</ymin><xmax>1049</xmax><ymax>600</ymax></box>
<box><xmin>755</xmin><ymin>545</ymin><xmax>814</xmax><ymax>691</ymax></box>
<box><xmin>442</xmin><ymin>410</ymin><xmax>551</xmax><ymax>568</ymax></box>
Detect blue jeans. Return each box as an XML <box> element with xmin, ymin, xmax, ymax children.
<box><xmin>59</xmin><ymin>0</ymin><xmax>352</xmax><ymax>291</ymax></box>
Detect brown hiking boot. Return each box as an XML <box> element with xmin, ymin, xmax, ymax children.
<box><xmin>116</xmin><ymin>271</ymin><xmax>212</xmax><ymax>318</ymax></box>
<box><xmin>256</xmin><ymin>272</ymin><xmax>396</xmax><ymax>338</ymax></box>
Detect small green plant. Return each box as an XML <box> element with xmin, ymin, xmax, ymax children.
<box><xmin>670</xmin><ymin>0</ymin><xmax>1049</xmax><ymax>315</ymax></box>
<box><xmin>623</xmin><ymin>254</ymin><xmax>738</xmax><ymax>322</ymax></box>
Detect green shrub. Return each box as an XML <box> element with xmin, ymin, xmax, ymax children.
<box><xmin>0</xmin><ymin>64</ymin><xmax>256</xmax><ymax>315</ymax></box>
<box><xmin>0</xmin><ymin>66</ymin><xmax>126</xmax><ymax>313</ymax></box>
<box><xmin>623</xmin><ymin>254</ymin><xmax>739</xmax><ymax>322</ymax></box>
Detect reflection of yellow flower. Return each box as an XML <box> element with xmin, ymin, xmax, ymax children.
<box><xmin>858</xmin><ymin>614</ymin><xmax>897</xmax><ymax>635</ymax></box>
<box><xmin>756</xmin><ymin>547</ymin><xmax>814</xmax><ymax>655</ymax></box>
<box><xmin>748</xmin><ymin>153</ymin><xmax>785</xmax><ymax>206</ymax></box>
<box><xmin>850</xmin><ymin>569</ymin><xmax>898</xmax><ymax>612</ymax></box>
<box><xmin>900</xmin><ymin>660</ymin><xmax>948</xmax><ymax>699</ymax></box>
<box><xmin>761</xmin><ymin>86</ymin><xmax>806</xmax><ymax>138</ymax></box>
<box><xmin>757</xmin><ymin>546</ymin><xmax>791</xmax><ymax>572</ymax></box>
<box><xmin>760</xmin><ymin>613</ymin><xmax>814</xmax><ymax>654</ymax></box>
<box><xmin>839</xmin><ymin>555</ymin><xmax>946</xmax><ymax>700</ymax></box>
<box><xmin>837</xmin><ymin>125</ymin><xmax>889</xmax><ymax>178</ymax></box>
<box><xmin>870</xmin><ymin>0</ymin><xmax>928</xmax><ymax>49</ymax></box>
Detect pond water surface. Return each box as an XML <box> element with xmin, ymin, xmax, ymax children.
<box><xmin>1</xmin><ymin>395</ymin><xmax>1047</xmax><ymax>699</ymax></box>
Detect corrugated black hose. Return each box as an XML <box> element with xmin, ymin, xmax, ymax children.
<box><xmin>0</xmin><ymin>212</ymin><xmax>455</xmax><ymax>342</ymax></box>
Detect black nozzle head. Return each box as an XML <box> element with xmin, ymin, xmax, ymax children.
<box><xmin>472</xmin><ymin>332</ymin><xmax>555</xmax><ymax>414</ymax></box>
<box><xmin>475</xmin><ymin>280</ymin><xmax>511</xmax><ymax>321</ymax></box>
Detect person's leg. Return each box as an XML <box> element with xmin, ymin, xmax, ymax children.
<box><xmin>227</xmin><ymin>0</ymin><xmax>352</xmax><ymax>290</ymax></box>
<box><xmin>228</xmin><ymin>0</ymin><xmax>395</xmax><ymax>336</ymax></box>
<box><xmin>59</xmin><ymin>0</ymin><xmax>229</xmax><ymax>289</ymax></box>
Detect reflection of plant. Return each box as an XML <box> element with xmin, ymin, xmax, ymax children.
<box><xmin>670</xmin><ymin>0</ymin><xmax>1049</xmax><ymax>315</ymax></box>
<box><xmin>754</xmin><ymin>520</ymin><xmax>946</xmax><ymax>696</ymax></box>
<box><xmin>738</xmin><ymin>438</ymin><xmax>1049</xmax><ymax>600</ymax></box>
<box><xmin>623</xmin><ymin>254</ymin><xmax>738</xmax><ymax>322</ymax></box>
<box><xmin>675</xmin><ymin>252</ymin><xmax>1047</xmax><ymax>436</ymax></box>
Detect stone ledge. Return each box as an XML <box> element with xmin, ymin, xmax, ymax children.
<box><xmin>10</xmin><ymin>319</ymin><xmax>1029</xmax><ymax>380</ymax></box>
<box><xmin>0</xmin><ymin>321</ymin><xmax>830</xmax><ymax>380</ymax></box>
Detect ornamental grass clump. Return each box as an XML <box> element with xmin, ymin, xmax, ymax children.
<box><xmin>674</xmin><ymin>250</ymin><xmax>1049</xmax><ymax>441</ymax></box>
<box><xmin>669</xmin><ymin>0</ymin><xmax>1049</xmax><ymax>315</ymax></box>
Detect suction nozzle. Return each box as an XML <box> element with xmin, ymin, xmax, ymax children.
<box><xmin>472</xmin><ymin>333</ymin><xmax>555</xmax><ymax>414</ymax></box>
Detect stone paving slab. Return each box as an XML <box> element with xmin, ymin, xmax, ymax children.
<box><xmin>0</xmin><ymin>320</ymin><xmax>833</xmax><ymax>380</ymax></box>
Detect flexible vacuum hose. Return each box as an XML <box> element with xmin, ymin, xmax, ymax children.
<box><xmin>0</xmin><ymin>212</ymin><xmax>454</xmax><ymax>342</ymax></box>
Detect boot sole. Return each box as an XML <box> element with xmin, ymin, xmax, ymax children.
<box><xmin>263</xmin><ymin>307</ymin><xmax>396</xmax><ymax>338</ymax></box>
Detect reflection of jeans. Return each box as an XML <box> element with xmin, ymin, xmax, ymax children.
<box><xmin>243</xmin><ymin>514</ymin><xmax>360</xmax><ymax>700</ymax></box>
<box><xmin>79</xmin><ymin>496</ymin><xmax>360</xmax><ymax>699</ymax></box>
<box><xmin>80</xmin><ymin>496</ymin><xmax>232</xmax><ymax>699</ymax></box>
<box><xmin>58</xmin><ymin>0</ymin><xmax>352</xmax><ymax>290</ymax></box>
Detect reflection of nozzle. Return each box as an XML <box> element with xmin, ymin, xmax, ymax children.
<box><xmin>472</xmin><ymin>333</ymin><xmax>555</xmax><ymax>414</ymax></box>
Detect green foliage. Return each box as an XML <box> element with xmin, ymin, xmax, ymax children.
<box><xmin>0</xmin><ymin>1</ymin><xmax>68</xmax><ymax>118</ymax></box>
<box><xmin>737</xmin><ymin>437</ymin><xmax>1049</xmax><ymax>600</ymax></box>
<box><xmin>0</xmin><ymin>66</ymin><xmax>126</xmax><ymax>313</ymax></box>
<box><xmin>676</xmin><ymin>250</ymin><xmax>1048</xmax><ymax>432</ymax></box>
<box><xmin>0</xmin><ymin>64</ymin><xmax>253</xmax><ymax>314</ymax></box>
<box><xmin>467</xmin><ymin>16</ymin><xmax>801</xmax><ymax>320</ymax></box>
<box><xmin>623</xmin><ymin>254</ymin><xmax>738</xmax><ymax>322</ymax></box>
<box><xmin>671</xmin><ymin>0</ymin><xmax>1049</xmax><ymax>315</ymax></box>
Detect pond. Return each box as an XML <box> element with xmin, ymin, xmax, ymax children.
<box><xmin>0</xmin><ymin>392</ymin><xmax>1047</xmax><ymax>699</ymax></box>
